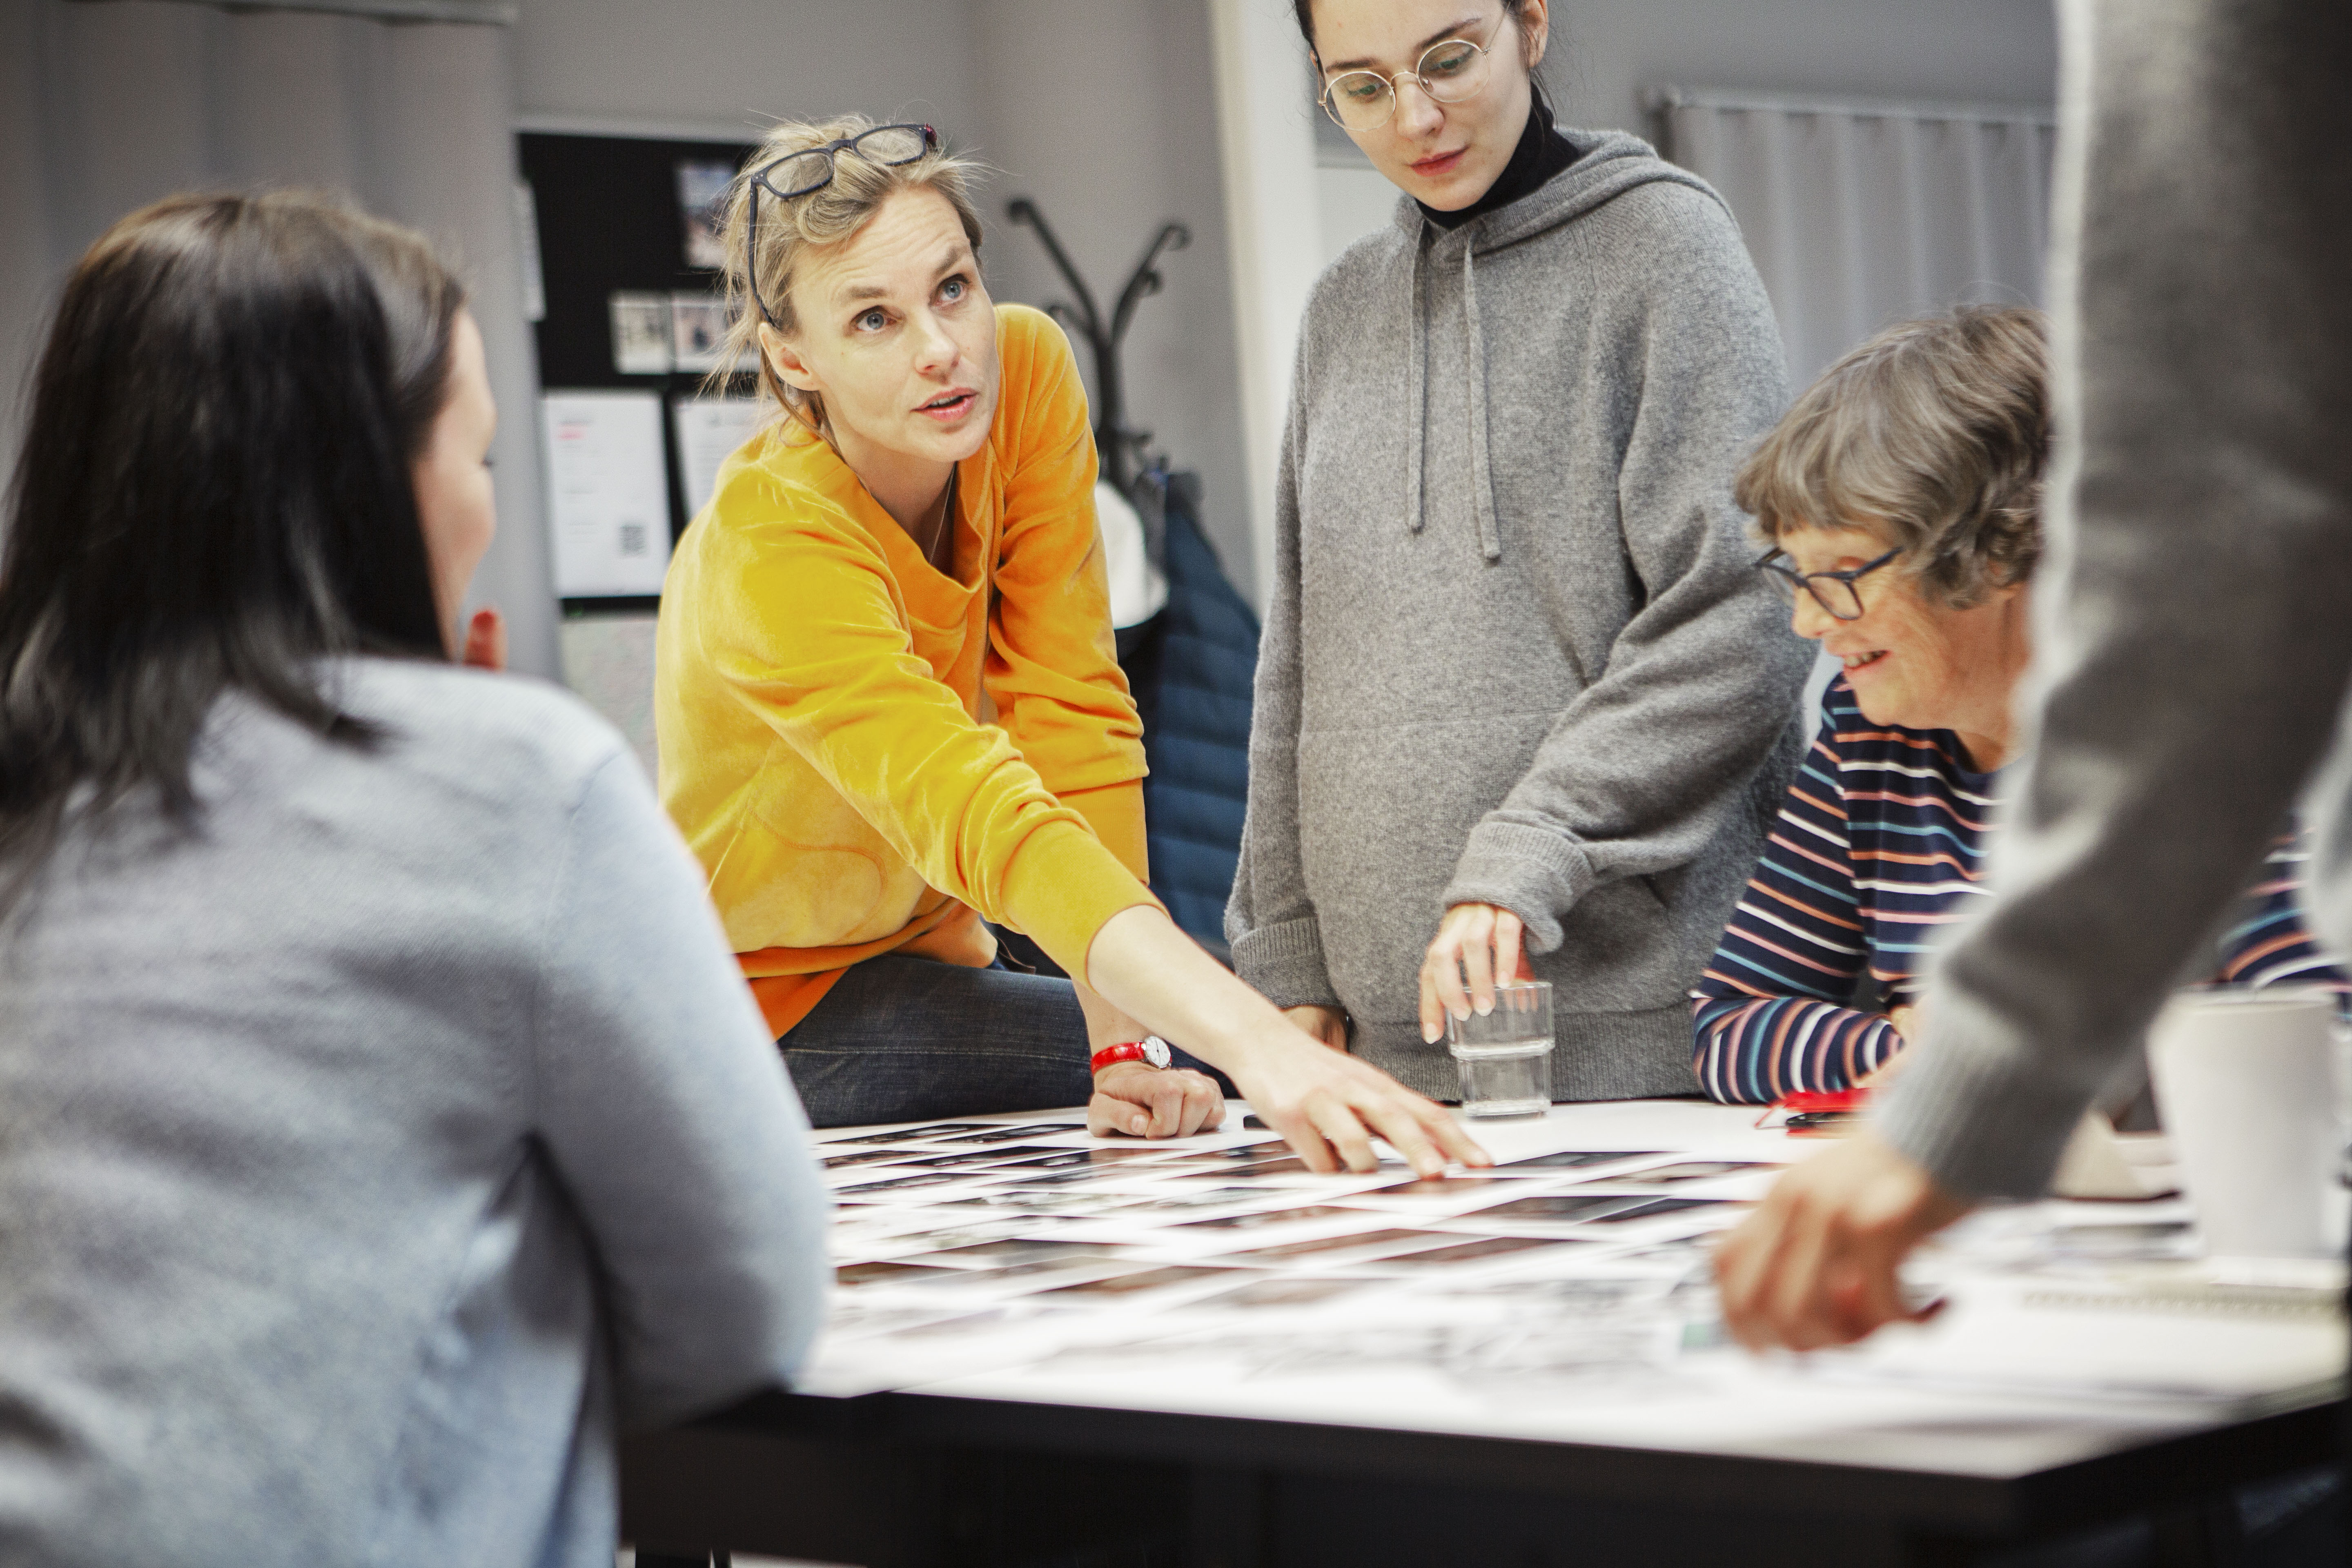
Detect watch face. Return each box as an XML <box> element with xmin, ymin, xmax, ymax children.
<box><xmin>1141</xmin><ymin>1037</ymin><xmax>1173</xmax><ymax>1069</ymax></box>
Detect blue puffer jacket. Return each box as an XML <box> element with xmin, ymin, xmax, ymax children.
<box><xmin>1123</xmin><ymin>472</ymin><xmax>1258</xmax><ymax>961</ymax></box>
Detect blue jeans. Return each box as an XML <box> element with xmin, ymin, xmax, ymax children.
<box><xmin>780</xmin><ymin>954</ymin><xmax>1093</xmax><ymax>1128</ymax></box>
<box><xmin>780</xmin><ymin>953</ymin><xmax>1239</xmax><ymax>1128</ymax></box>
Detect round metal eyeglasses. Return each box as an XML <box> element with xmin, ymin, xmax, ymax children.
<box><xmin>1754</xmin><ymin>546</ymin><xmax>1903</xmax><ymax>621</ymax></box>
<box><xmin>744</xmin><ymin>123</ymin><xmax>939</xmax><ymax>326</ymax></box>
<box><xmin>1319</xmin><ymin>30</ymin><xmax>1493</xmax><ymax>131</ymax></box>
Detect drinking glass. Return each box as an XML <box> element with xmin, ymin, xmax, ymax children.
<box><xmin>1446</xmin><ymin>980</ymin><xmax>1553</xmax><ymax>1118</ymax></box>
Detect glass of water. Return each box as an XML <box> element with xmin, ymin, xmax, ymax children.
<box><xmin>1446</xmin><ymin>980</ymin><xmax>1553</xmax><ymax>1118</ymax></box>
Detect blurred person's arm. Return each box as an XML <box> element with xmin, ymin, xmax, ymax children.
<box><xmin>535</xmin><ymin>753</ymin><xmax>831</xmax><ymax>1423</ymax></box>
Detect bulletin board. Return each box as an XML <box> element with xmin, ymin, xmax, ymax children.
<box><xmin>519</xmin><ymin>130</ymin><xmax>764</xmax><ymax>611</ymax></box>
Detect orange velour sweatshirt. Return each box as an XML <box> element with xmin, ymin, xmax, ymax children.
<box><xmin>654</xmin><ymin>304</ymin><xmax>1158</xmax><ymax>1038</ymax></box>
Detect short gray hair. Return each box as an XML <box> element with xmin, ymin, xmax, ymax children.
<box><xmin>1737</xmin><ymin>305</ymin><xmax>2049</xmax><ymax>607</ymax></box>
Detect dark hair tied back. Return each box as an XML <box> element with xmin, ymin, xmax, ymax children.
<box><xmin>0</xmin><ymin>190</ymin><xmax>462</xmax><ymax>917</ymax></box>
<box><xmin>1291</xmin><ymin>0</ymin><xmax>1535</xmax><ymax>53</ymax></box>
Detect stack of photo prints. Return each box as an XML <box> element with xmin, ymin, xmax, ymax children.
<box><xmin>805</xmin><ymin>1109</ymin><xmax>1795</xmax><ymax>1396</ymax></box>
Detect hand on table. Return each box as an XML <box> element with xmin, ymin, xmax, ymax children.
<box><xmin>1227</xmin><ymin>1026</ymin><xmax>1491</xmax><ymax>1178</ymax></box>
<box><xmin>1419</xmin><ymin>902</ymin><xmax>1532</xmax><ymax>1043</ymax></box>
<box><xmin>1087</xmin><ymin>1062</ymin><xmax>1227</xmax><ymax>1139</ymax></box>
<box><xmin>1713</xmin><ymin>1128</ymin><xmax>1973</xmax><ymax>1352</ymax></box>
<box><xmin>1077</xmin><ymin>903</ymin><xmax>1489</xmax><ymax>1178</ymax></box>
<box><xmin>1285</xmin><ymin>1004</ymin><xmax>1350</xmax><ymax>1052</ymax></box>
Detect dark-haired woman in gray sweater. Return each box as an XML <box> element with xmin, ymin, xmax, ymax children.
<box><xmin>0</xmin><ymin>192</ymin><xmax>828</xmax><ymax>1568</ymax></box>
<box><xmin>1228</xmin><ymin>0</ymin><xmax>1811</xmax><ymax>1102</ymax></box>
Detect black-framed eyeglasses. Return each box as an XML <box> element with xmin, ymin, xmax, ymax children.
<box><xmin>743</xmin><ymin>123</ymin><xmax>939</xmax><ymax>327</ymax></box>
<box><xmin>1753</xmin><ymin>546</ymin><xmax>1903</xmax><ymax>621</ymax></box>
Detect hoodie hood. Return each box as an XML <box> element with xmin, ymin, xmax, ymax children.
<box><xmin>1394</xmin><ymin>128</ymin><xmax>1736</xmax><ymax>560</ymax></box>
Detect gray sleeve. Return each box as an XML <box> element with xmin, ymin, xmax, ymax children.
<box><xmin>1878</xmin><ymin>0</ymin><xmax>2352</xmax><ymax>1199</ymax></box>
<box><xmin>1443</xmin><ymin>191</ymin><xmax>1811</xmax><ymax>951</ymax></box>
<box><xmin>1225</xmin><ymin>334</ymin><xmax>1343</xmax><ymax>1010</ymax></box>
<box><xmin>532</xmin><ymin>750</ymin><xmax>832</xmax><ymax>1428</ymax></box>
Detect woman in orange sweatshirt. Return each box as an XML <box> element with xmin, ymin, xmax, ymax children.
<box><xmin>656</xmin><ymin>116</ymin><xmax>1481</xmax><ymax>1174</ymax></box>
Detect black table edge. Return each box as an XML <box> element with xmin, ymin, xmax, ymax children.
<box><xmin>655</xmin><ymin>1381</ymin><xmax>2345</xmax><ymax>1540</ymax></box>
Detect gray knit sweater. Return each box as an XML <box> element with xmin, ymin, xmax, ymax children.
<box><xmin>1227</xmin><ymin>129</ymin><xmax>1811</xmax><ymax>1101</ymax></box>
<box><xmin>0</xmin><ymin>660</ymin><xmax>830</xmax><ymax>1568</ymax></box>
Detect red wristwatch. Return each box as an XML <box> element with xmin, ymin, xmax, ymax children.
<box><xmin>1091</xmin><ymin>1036</ymin><xmax>1173</xmax><ymax>1074</ymax></box>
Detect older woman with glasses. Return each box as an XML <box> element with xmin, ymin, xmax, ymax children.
<box><xmin>1691</xmin><ymin>306</ymin><xmax>2340</xmax><ymax>1103</ymax></box>
<box><xmin>655</xmin><ymin>116</ymin><xmax>1482</xmax><ymax>1176</ymax></box>
<box><xmin>1227</xmin><ymin>0</ymin><xmax>1809</xmax><ymax>1106</ymax></box>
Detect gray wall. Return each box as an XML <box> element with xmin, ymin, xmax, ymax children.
<box><xmin>513</xmin><ymin>0</ymin><xmax>984</xmax><ymax>138</ymax></box>
<box><xmin>1553</xmin><ymin>0</ymin><xmax>2058</xmax><ymax>132</ymax></box>
<box><xmin>1311</xmin><ymin>0</ymin><xmax>2055</xmax><ymax>158</ymax></box>
<box><xmin>515</xmin><ymin>0</ymin><xmax>2055</xmax><ymax>605</ymax></box>
<box><xmin>0</xmin><ymin>0</ymin><xmax>557</xmax><ymax>677</ymax></box>
<box><xmin>969</xmin><ymin>0</ymin><xmax>1254</xmax><ymax>590</ymax></box>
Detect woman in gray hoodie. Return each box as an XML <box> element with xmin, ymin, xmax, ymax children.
<box><xmin>1227</xmin><ymin>0</ymin><xmax>1812</xmax><ymax>1102</ymax></box>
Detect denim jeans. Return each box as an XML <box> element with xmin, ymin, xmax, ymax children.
<box><xmin>780</xmin><ymin>954</ymin><xmax>1095</xmax><ymax>1128</ymax></box>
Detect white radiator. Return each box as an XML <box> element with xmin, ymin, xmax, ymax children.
<box><xmin>1654</xmin><ymin>87</ymin><xmax>2057</xmax><ymax>388</ymax></box>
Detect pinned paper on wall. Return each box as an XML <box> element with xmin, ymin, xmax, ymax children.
<box><xmin>671</xmin><ymin>397</ymin><xmax>766</xmax><ymax>519</ymax></box>
<box><xmin>539</xmin><ymin>392</ymin><xmax>672</xmax><ymax>597</ymax></box>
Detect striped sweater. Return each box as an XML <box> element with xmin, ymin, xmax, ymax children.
<box><xmin>1691</xmin><ymin>679</ymin><xmax>2341</xmax><ymax>1104</ymax></box>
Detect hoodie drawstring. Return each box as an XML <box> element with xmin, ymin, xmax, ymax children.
<box><xmin>1404</xmin><ymin>237</ymin><xmax>1427</xmax><ymax>538</ymax></box>
<box><xmin>1461</xmin><ymin>243</ymin><xmax>1502</xmax><ymax>563</ymax></box>
<box><xmin>1405</xmin><ymin>231</ymin><xmax>1503</xmax><ymax>562</ymax></box>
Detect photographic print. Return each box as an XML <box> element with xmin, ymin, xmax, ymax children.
<box><xmin>821</xmin><ymin>1149</ymin><xmax>914</xmax><ymax>1170</ymax></box>
<box><xmin>1464</xmin><ymin>1194</ymin><xmax>1656</xmax><ymax>1225</ymax></box>
<box><xmin>675</xmin><ymin>158</ymin><xmax>734</xmax><ymax>270</ymax></box>
<box><xmin>1229</xmin><ymin>1228</ymin><xmax>1454</xmax><ymax>1263</ymax></box>
<box><xmin>1498</xmin><ymin>1150</ymin><xmax>1666</xmax><ymax>1171</ymax></box>
<box><xmin>1200</xmin><ymin>1276</ymin><xmax>1368</xmax><ymax>1309</ymax></box>
<box><xmin>838</xmin><ymin>1172</ymin><xmax>968</xmax><ymax>1196</ymax></box>
<box><xmin>670</xmin><ymin>292</ymin><xmax>734</xmax><ymax>373</ymax></box>
<box><xmin>1607</xmin><ymin>1162</ymin><xmax>1777</xmax><ymax>1186</ymax></box>
<box><xmin>826</xmin><ymin>1123</ymin><xmax>1003</xmax><ymax>1146</ymax></box>
<box><xmin>1039</xmin><ymin>1266</ymin><xmax>1240</xmax><ymax>1298</ymax></box>
<box><xmin>1371</xmin><ymin>1236</ymin><xmax>1572</xmax><ymax>1269</ymax></box>
<box><xmin>938</xmin><ymin>1123</ymin><xmax>1091</xmax><ymax>1145</ymax></box>
<box><xmin>606</xmin><ymin>291</ymin><xmax>670</xmax><ymax>375</ymax></box>
<box><xmin>1174</xmin><ymin>1205</ymin><xmax>1364</xmax><ymax>1232</ymax></box>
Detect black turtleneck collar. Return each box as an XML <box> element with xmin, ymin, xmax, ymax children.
<box><xmin>1418</xmin><ymin>99</ymin><xmax>1578</xmax><ymax>231</ymax></box>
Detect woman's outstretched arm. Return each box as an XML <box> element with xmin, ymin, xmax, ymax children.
<box><xmin>1084</xmin><ymin>904</ymin><xmax>1489</xmax><ymax>1177</ymax></box>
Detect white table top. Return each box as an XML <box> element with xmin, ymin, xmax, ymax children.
<box><xmin>799</xmin><ymin>1100</ymin><xmax>2345</xmax><ymax>1483</ymax></box>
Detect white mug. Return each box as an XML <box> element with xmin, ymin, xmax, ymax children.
<box><xmin>2146</xmin><ymin>987</ymin><xmax>2346</xmax><ymax>1261</ymax></box>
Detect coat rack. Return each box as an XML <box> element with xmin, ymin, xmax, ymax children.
<box><xmin>1004</xmin><ymin>198</ymin><xmax>1190</xmax><ymax>493</ymax></box>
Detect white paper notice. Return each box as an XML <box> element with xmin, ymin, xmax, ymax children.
<box><xmin>539</xmin><ymin>391</ymin><xmax>672</xmax><ymax>597</ymax></box>
<box><xmin>671</xmin><ymin>397</ymin><xmax>765</xmax><ymax>519</ymax></box>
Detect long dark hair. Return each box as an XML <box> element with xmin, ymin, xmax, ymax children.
<box><xmin>0</xmin><ymin>191</ymin><xmax>463</xmax><ymax>913</ymax></box>
<box><xmin>1292</xmin><ymin>0</ymin><xmax>1541</xmax><ymax>59</ymax></box>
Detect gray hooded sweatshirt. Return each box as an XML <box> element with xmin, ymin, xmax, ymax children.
<box><xmin>1227</xmin><ymin>128</ymin><xmax>1812</xmax><ymax>1101</ymax></box>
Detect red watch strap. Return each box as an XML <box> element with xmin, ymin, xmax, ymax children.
<box><xmin>1091</xmin><ymin>1039</ymin><xmax>1169</xmax><ymax>1074</ymax></box>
